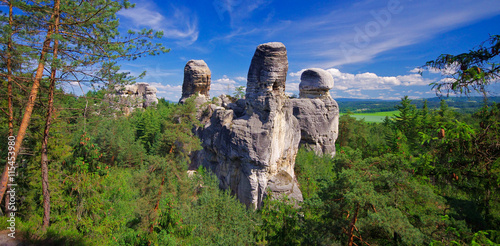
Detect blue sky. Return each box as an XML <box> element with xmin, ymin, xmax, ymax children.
<box><xmin>116</xmin><ymin>0</ymin><xmax>500</xmax><ymax>101</ymax></box>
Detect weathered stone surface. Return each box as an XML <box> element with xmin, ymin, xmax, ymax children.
<box><xmin>299</xmin><ymin>68</ymin><xmax>334</xmax><ymax>99</ymax></box>
<box><xmin>292</xmin><ymin>98</ymin><xmax>339</xmax><ymax>157</ymax></box>
<box><xmin>179</xmin><ymin>60</ymin><xmax>211</xmax><ymax>104</ymax></box>
<box><xmin>112</xmin><ymin>82</ymin><xmax>158</xmax><ymax>113</ymax></box>
<box><xmin>246</xmin><ymin>42</ymin><xmax>288</xmax><ymax>112</ymax></box>
<box><xmin>144</xmin><ymin>85</ymin><xmax>159</xmax><ymax>107</ymax></box>
<box><xmin>292</xmin><ymin>68</ymin><xmax>339</xmax><ymax>157</ymax></box>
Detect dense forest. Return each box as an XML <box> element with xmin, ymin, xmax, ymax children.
<box><xmin>1</xmin><ymin>0</ymin><xmax>500</xmax><ymax>245</ymax></box>
<box><xmin>1</xmin><ymin>86</ymin><xmax>500</xmax><ymax>245</ymax></box>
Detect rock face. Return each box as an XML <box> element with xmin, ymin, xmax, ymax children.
<box><xmin>183</xmin><ymin>44</ymin><xmax>339</xmax><ymax>209</ymax></box>
<box><xmin>114</xmin><ymin>82</ymin><xmax>158</xmax><ymax>112</ymax></box>
<box><xmin>179</xmin><ymin>60</ymin><xmax>211</xmax><ymax>104</ymax></box>
<box><xmin>292</xmin><ymin>68</ymin><xmax>339</xmax><ymax>157</ymax></box>
<box><xmin>191</xmin><ymin>42</ymin><xmax>303</xmax><ymax>208</ymax></box>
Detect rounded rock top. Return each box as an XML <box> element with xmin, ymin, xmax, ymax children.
<box><xmin>299</xmin><ymin>68</ymin><xmax>334</xmax><ymax>91</ymax></box>
<box><xmin>257</xmin><ymin>42</ymin><xmax>286</xmax><ymax>51</ymax></box>
<box><xmin>186</xmin><ymin>60</ymin><xmax>208</xmax><ymax>67</ymax></box>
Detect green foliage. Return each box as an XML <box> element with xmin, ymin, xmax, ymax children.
<box><xmin>181</xmin><ymin>171</ymin><xmax>257</xmax><ymax>245</ymax></box>
<box><xmin>152</xmin><ymin>98</ymin><xmax>201</xmax><ymax>160</ymax></box>
<box><xmin>295</xmin><ymin>148</ymin><xmax>335</xmax><ymax>200</ymax></box>
<box><xmin>423</xmin><ymin>35</ymin><xmax>500</xmax><ymax>96</ymax></box>
<box><xmin>233</xmin><ymin>85</ymin><xmax>246</xmax><ymax>99</ymax></box>
<box><xmin>320</xmin><ymin>149</ymin><xmax>446</xmax><ymax>245</ymax></box>
<box><xmin>338</xmin><ymin>113</ymin><xmax>391</xmax><ymax>157</ymax></box>
<box><xmin>258</xmin><ymin>196</ymin><xmax>302</xmax><ymax>245</ymax></box>
<box><xmin>6</xmin><ymin>87</ymin><xmax>500</xmax><ymax>245</ymax></box>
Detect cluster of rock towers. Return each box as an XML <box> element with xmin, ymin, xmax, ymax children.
<box><xmin>110</xmin><ymin>82</ymin><xmax>159</xmax><ymax>114</ymax></box>
<box><xmin>180</xmin><ymin>42</ymin><xmax>339</xmax><ymax>209</ymax></box>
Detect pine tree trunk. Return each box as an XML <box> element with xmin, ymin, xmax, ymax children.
<box><xmin>150</xmin><ymin>177</ymin><xmax>165</xmax><ymax>234</ymax></box>
<box><xmin>0</xmin><ymin>3</ymin><xmax>57</xmax><ymax>205</ymax></box>
<box><xmin>347</xmin><ymin>203</ymin><xmax>359</xmax><ymax>246</ymax></box>
<box><xmin>41</xmin><ymin>0</ymin><xmax>61</xmax><ymax>229</ymax></box>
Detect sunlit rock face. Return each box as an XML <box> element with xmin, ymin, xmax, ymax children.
<box><xmin>292</xmin><ymin>68</ymin><xmax>339</xmax><ymax>157</ymax></box>
<box><xmin>179</xmin><ymin>60</ymin><xmax>211</xmax><ymax>104</ymax></box>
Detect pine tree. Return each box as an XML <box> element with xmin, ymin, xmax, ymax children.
<box><xmin>0</xmin><ymin>0</ymin><xmax>169</xmax><ymax>223</ymax></box>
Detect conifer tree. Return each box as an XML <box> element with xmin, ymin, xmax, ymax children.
<box><xmin>0</xmin><ymin>0</ymin><xmax>169</xmax><ymax>220</ymax></box>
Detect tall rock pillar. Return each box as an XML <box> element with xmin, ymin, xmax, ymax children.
<box><xmin>198</xmin><ymin>42</ymin><xmax>303</xmax><ymax>208</ymax></box>
<box><xmin>179</xmin><ymin>60</ymin><xmax>211</xmax><ymax>104</ymax></box>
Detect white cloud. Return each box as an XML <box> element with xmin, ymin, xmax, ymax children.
<box><xmin>286</xmin><ymin>82</ymin><xmax>299</xmax><ymax>92</ymax></box>
<box><xmin>289</xmin><ymin>69</ymin><xmax>306</xmax><ymax>77</ymax></box>
<box><xmin>118</xmin><ymin>2</ymin><xmax>199</xmax><ymax>45</ymax></box>
<box><xmin>210</xmin><ymin>75</ymin><xmax>240</xmax><ymax>96</ymax></box>
<box><xmin>410</xmin><ymin>63</ymin><xmax>458</xmax><ymax>75</ymax></box>
<box><xmin>212</xmin><ymin>0</ymin><xmax>271</xmax><ymax>26</ymax></box>
<box><xmin>396</xmin><ymin>74</ymin><xmax>431</xmax><ymax>86</ymax></box>
<box><xmin>323</xmin><ymin>68</ymin><xmax>433</xmax><ymax>91</ymax></box>
<box><xmin>235</xmin><ymin>76</ymin><xmax>247</xmax><ymax>82</ymax></box>
<box><xmin>148</xmin><ymin>82</ymin><xmax>182</xmax><ymax>91</ymax></box>
<box><xmin>146</xmin><ymin>82</ymin><xmax>182</xmax><ymax>102</ymax></box>
<box><xmin>409</xmin><ymin>67</ymin><xmax>423</xmax><ymax>73</ymax></box>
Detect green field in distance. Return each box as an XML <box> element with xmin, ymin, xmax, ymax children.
<box><xmin>340</xmin><ymin>110</ymin><xmax>399</xmax><ymax>123</ymax></box>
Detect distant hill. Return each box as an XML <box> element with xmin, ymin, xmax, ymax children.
<box><xmin>336</xmin><ymin>96</ymin><xmax>500</xmax><ymax>114</ymax></box>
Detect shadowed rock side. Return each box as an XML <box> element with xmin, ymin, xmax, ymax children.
<box><xmin>179</xmin><ymin>60</ymin><xmax>211</xmax><ymax>104</ymax></box>
<box><xmin>292</xmin><ymin>68</ymin><xmax>339</xmax><ymax>157</ymax></box>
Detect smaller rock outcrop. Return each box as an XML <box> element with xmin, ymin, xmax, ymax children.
<box><xmin>113</xmin><ymin>82</ymin><xmax>158</xmax><ymax>113</ymax></box>
<box><xmin>292</xmin><ymin>68</ymin><xmax>339</xmax><ymax>157</ymax></box>
<box><xmin>179</xmin><ymin>60</ymin><xmax>211</xmax><ymax>104</ymax></box>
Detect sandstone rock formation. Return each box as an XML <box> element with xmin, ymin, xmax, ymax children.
<box><xmin>183</xmin><ymin>43</ymin><xmax>339</xmax><ymax>209</ymax></box>
<box><xmin>292</xmin><ymin>68</ymin><xmax>339</xmax><ymax>157</ymax></box>
<box><xmin>179</xmin><ymin>60</ymin><xmax>211</xmax><ymax>104</ymax></box>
